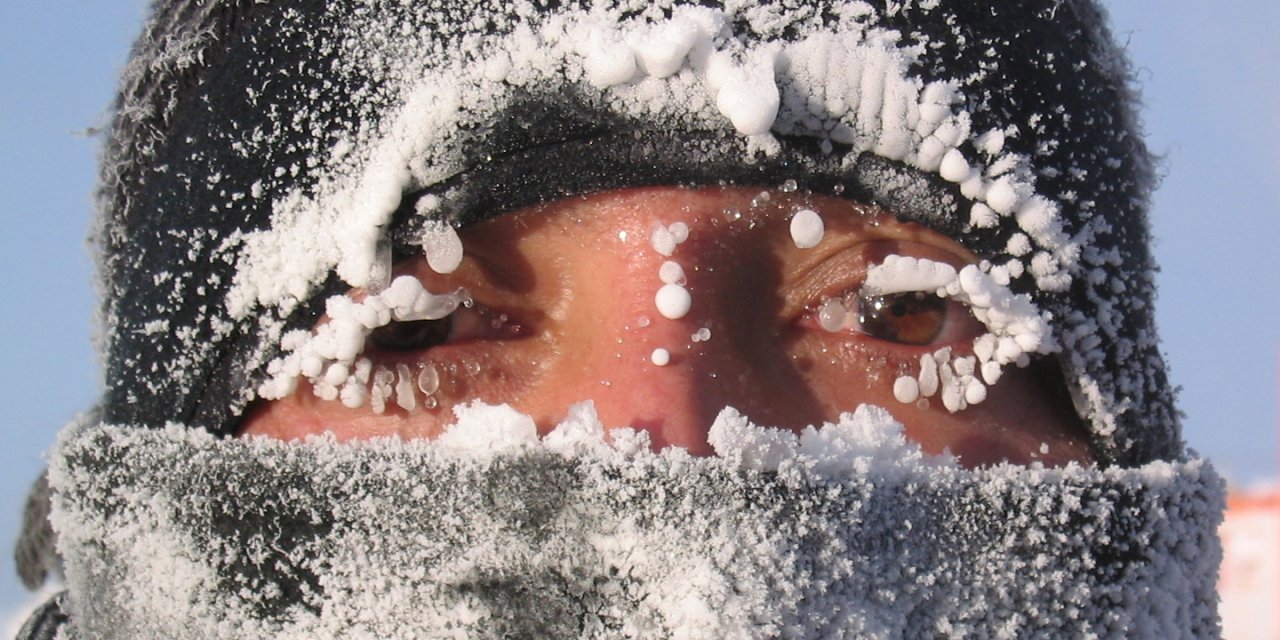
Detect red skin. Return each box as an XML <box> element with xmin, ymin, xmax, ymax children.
<box><xmin>242</xmin><ymin>186</ymin><xmax>1093</xmax><ymax>468</ymax></box>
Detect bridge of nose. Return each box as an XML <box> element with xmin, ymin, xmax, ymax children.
<box><xmin>525</xmin><ymin>190</ymin><xmax>831</xmax><ymax>453</ymax></box>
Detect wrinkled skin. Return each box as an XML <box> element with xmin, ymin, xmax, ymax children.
<box><xmin>243</xmin><ymin>186</ymin><xmax>1092</xmax><ymax>467</ymax></box>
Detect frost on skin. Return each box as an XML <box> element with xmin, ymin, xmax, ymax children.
<box><xmin>861</xmin><ymin>255</ymin><xmax>1056</xmax><ymax>413</ymax></box>
<box><xmin>49</xmin><ymin>412</ymin><xmax>1224</xmax><ymax>639</ymax></box>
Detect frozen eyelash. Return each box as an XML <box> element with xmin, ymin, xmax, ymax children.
<box><xmin>860</xmin><ymin>255</ymin><xmax>1057</xmax><ymax>413</ymax></box>
<box><xmin>257</xmin><ymin>275</ymin><xmax>469</xmax><ymax>406</ymax></box>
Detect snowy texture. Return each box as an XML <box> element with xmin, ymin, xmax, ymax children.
<box><xmin>223</xmin><ymin>6</ymin><xmax>1076</xmax><ymax>316</ymax></box>
<box><xmin>96</xmin><ymin>0</ymin><xmax>1174</xmax><ymax>465</ymax></box>
<box><xmin>49</xmin><ymin>415</ymin><xmax>1223</xmax><ymax>639</ymax></box>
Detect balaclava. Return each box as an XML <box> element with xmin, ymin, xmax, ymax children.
<box><xmin>17</xmin><ymin>0</ymin><xmax>1223</xmax><ymax>638</ymax></box>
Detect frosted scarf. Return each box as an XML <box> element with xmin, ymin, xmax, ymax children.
<box><xmin>48</xmin><ymin>405</ymin><xmax>1223</xmax><ymax>639</ymax></box>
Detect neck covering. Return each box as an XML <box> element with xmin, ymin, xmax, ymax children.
<box><xmin>44</xmin><ymin>406</ymin><xmax>1222</xmax><ymax>639</ymax></box>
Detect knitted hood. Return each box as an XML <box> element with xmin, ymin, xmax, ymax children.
<box><xmin>97</xmin><ymin>0</ymin><xmax>1171</xmax><ymax>463</ymax></box>
<box><xmin>16</xmin><ymin>1</ymin><xmax>1223</xmax><ymax>638</ymax></box>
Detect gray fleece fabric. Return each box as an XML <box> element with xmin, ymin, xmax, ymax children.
<box><xmin>46</xmin><ymin>407</ymin><xmax>1223</xmax><ymax>639</ymax></box>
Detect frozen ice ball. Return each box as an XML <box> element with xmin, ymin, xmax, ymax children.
<box><xmin>789</xmin><ymin>209</ymin><xmax>824</xmax><ymax>249</ymax></box>
<box><xmin>655</xmin><ymin>283</ymin><xmax>692</xmax><ymax>319</ymax></box>
<box><xmin>651</xmin><ymin>225</ymin><xmax>677</xmax><ymax>256</ymax></box>
<box><xmin>659</xmin><ymin>260</ymin><xmax>685</xmax><ymax>285</ymax></box>
<box><xmin>817</xmin><ymin>298</ymin><xmax>847</xmax><ymax>332</ymax></box>
<box><xmin>420</xmin><ymin>221</ymin><xmax>463</xmax><ymax>274</ymax></box>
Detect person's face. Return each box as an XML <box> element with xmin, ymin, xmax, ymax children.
<box><xmin>242</xmin><ymin>186</ymin><xmax>1093</xmax><ymax>467</ymax></box>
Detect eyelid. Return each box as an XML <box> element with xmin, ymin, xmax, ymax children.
<box><xmin>782</xmin><ymin>235</ymin><xmax>971</xmax><ymax>322</ymax></box>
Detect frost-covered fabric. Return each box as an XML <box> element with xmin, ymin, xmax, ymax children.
<box><xmin>96</xmin><ymin>0</ymin><xmax>1172</xmax><ymax>465</ymax></box>
<box><xmin>46</xmin><ymin>409</ymin><xmax>1223</xmax><ymax>639</ymax></box>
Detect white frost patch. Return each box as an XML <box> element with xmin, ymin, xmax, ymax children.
<box><xmin>437</xmin><ymin>401</ymin><xmax>540</xmax><ymax>453</ymax></box>
<box><xmin>47</xmin><ymin>415</ymin><xmax>1224</xmax><ymax>639</ymax></box>
<box><xmin>863</xmin><ymin>254</ymin><xmax>957</xmax><ymax>296</ymax></box>
<box><xmin>708</xmin><ymin>405</ymin><xmax>957</xmax><ymax>474</ymax></box>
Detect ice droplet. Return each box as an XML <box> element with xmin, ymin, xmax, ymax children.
<box><xmin>417</xmin><ymin>364</ymin><xmax>440</xmax><ymax>395</ymax></box>
<box><xmin>420</xmin><ymin>220</ymin><xmax>464</xmax><ymax>274</ymax></box>
<box><xmin>817</xmin><ymin>298</ymin><xmax>847</xmax><ymax>332</ymax></box>
<box><xmin>395</xmin><ymin>364</ymin><xmax>417</xmax><ymax>411</ymax></box>
<box><xmin>659</xmin><ymin>260</ymin><xmax>686</xmax><ymax>285</ymax></box>
<box><xmin>789</xmin><ymin>208</ymin><xmax>824</xmax><ymax>249</ymax></box>
<box><xmin>655</xmin><ymin>283</ymin><xmax>692</xmax><ymax>319</ymax></box>
<box><xmin>918</xmin><ymin>353</ymin><xmax>939</xmax><ymax>397</ymax></box>
<box><xmin>339</xmin><ymin>380</ymin><xmax>366</xmax><ymax>409</ymax></box>
<box><xmin>651</xmin><ymin>225</ymin><xmax>677</xmax><ymax>256</ymax></box>
<box><xmin>651</xmin><ymin>348</ymin><xmax>671</xmax><ymax>366</ymax></box>
<box><xmin>893</xmin><ymin>376</ymin><xmax>920</xmax><ymax>403</ymax></box>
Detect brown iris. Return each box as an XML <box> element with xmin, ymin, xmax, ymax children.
<box><xmin>857</xmin><ymin>291</ymin><xmax>947</xmax><ymax>345</ymax></box>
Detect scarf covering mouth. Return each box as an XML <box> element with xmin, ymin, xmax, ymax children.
<box><xmin>45</xmin><ymin>405</ymin><xmax>1224</xmax><ymax>639</ymax></box>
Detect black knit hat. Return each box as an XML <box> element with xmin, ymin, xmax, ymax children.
<box><xmin>95</xmin><ymin>0</ymin><xmax>1175</xmax><ymax>465</ymax></box>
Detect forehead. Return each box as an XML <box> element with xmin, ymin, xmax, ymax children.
<box><xmin>458</xmin><ymin>186</ymin><xmax>976</xmax><ymax>259</ymax></box>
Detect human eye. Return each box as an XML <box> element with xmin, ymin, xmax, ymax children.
<box><xmin>256</xmin><ymin>265</ymin><xmax>534</xmax><ymax>415</ymax></box>
<box><xmin>365</xmin><ymin>302</ymin><xmax>527</xmax><ymax>354</ymax></box>
<box><xmin>797</xmin><ymin>240</ymin><xmax>985</xmax><ymax>350</ymax></box>
<box><xmin>810</xmin><ymin>289</ymin><xmax>982</xmax><ymax>348</ymax></box>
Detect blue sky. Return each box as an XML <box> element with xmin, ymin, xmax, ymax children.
<box><xmin>2</xmin><ymin>0</ymin><xmax>1277</xmax><ymax>622</ymax></box>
